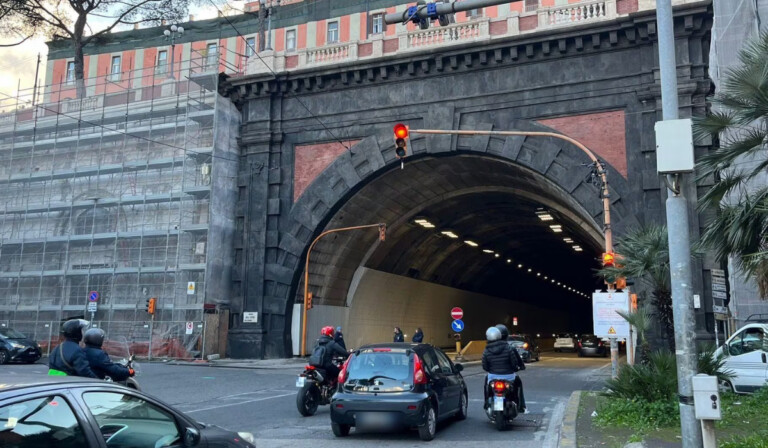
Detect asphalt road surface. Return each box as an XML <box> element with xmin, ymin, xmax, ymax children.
<box><xmin>1</xmin><ymin>352</ymin><xmax>613</xmax><ymax>447</ymax></box>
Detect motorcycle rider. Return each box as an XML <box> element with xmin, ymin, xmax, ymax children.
<box><xmin>83</xmin><ymin>328</ymin><xmax>134</xmax><ymax>381</ymax></box>
<box><xmin>310</xmin><ymin>326</ymin><xmax>348</xmax><ymax>382</ymax></box>
<box><xmin>481</xmin><ymin>325</ymin><xmax>526</xmax><ymax>412</ymax></box>
<box><xmin>496</xmin><ymin>324</ymin><xmax>527</xmax><ymax>412</ymax></box>
<box><xmin>334</xmin><ymin>326</ymin><xmax>347</xmax><ymax>351</ymax></box>
<box><xmin>48</xmin><ymin>319</ymin><xmax>98</xmax><ymax>378</ymax></box>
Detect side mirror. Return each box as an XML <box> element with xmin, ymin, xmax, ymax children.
<box><xmin>454</xmin><ymin>363</ymin><xmax>464</xmax><ymax>373</ymax></box>
<box><xmin>184</xmin><ymin>427</ymin><xmax>201</xmax><ymax>447</ymax></box>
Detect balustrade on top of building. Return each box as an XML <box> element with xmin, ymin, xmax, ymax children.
<box><xmin>540</xmin><ymin>0</ymin><xmax>617</xmax><ymax>27</ymax></box>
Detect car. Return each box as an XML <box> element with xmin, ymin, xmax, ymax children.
<box><xmin>0</xmin><ymin>327</ymin><xmax>42</xmax><ymax>364</ymax></box>
<box><xmin>714</xmin><ymin>321</ymin><xmax>768</xmax><ymax>394</ymax></box>
<box><xmin>0</xmin><ymin>375</ymin><xmax>256</xmax><ymax>447</ymax></box>
<box><xmin>507</xmin><ymin>334</ymin><xmax>541</xmax><ymax>362</ymax></box>
<box><xmin>577</xmin><ymin>335</ymin><xmax>608</xmax><ymax>357</ymax></box>
<box><xmin>554</xmin><ymin>333</ymin><xmax>578</xmax><ymax>352</ymax></box>
<box><xmin>330</xmin><ymin>343</ymin><xmax>467</xmax><ymax>441</ymax></box>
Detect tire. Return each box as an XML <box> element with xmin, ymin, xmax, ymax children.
<box><xmin>0</xmin><ymin>349</ymin><xmax>9</xmax><ymax>365</ymax></box>
<box><xmin>578</xmin><ymin>350</ymin><xmax>583</xmax><ymax>357</ymax></box>
<box><xmin>718</xmin><ymin>379</ymin><xmax>735</xmax><ymax>394</ymax></box>
<box><xmin>331</xmin><ymin>422</ymin><xmax>351</xmax><ymax>437</ymax></box>
<box><xmin>494</xmin><ymin>411</ymin><xmax>506</xmax><ymax>431</ymax></box>
<box><xmin>296</xmin><ymin>384</ymin><xmax>320</xmax><ymax>416</ymax></box>
<box><xmin>536</xmin><ymin>352</ymin><xmax>541</xmax><ymax>362</ymax></box>
<box><xmin>455</xmin><ymin>392</ymin><xmax>468</xmax><ymax>420</ymax></box>
<box><xmin>418</xmin><ymin>402</ymin><xmax>437</xmax><ymax>441</ymax></box>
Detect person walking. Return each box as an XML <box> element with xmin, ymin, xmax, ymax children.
<box><xmin>412</xmin><ymin>327</ymin><xmax>424</xmax><ymax>343</ymax></box>
<box><xmin>393</xmin><ymin>327</ymin><xmax>404</xmax><ymax>342</ymax></box>
<box><xmin>334</xmin><ymin>326</ymin><xmax>347</xmax><ymax>350</ymax></box>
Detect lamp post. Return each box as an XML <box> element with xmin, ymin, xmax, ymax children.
<box><xmin>162</xmin><ymin>24</ymin><xmax>184</xmax><ymax>79</ymax></box>
<box><xmin>259</xmin><ymin>0</ymin><xmax>281</xmax><ymax>51</ymax></box>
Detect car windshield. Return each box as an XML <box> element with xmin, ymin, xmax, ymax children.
<box><xmin>557</xmin><ymin>333</ymin><xmax>573</xmax><ymax>339</ymax></box>
<box><xmin>0</xmin><ymin>328</ymin><xmax>27</xmax><ymax>339</ymax></box>
<box><xmin>508</xmin><ymin>336</ymin><xmax>526</xmax><ymax>345</ymax></box>
<box><xmin>344</xmin><ymin>349</ymin><xmax>412</xmax><ymax>392</ymax></box>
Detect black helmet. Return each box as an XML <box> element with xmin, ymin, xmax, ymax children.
<box><xmin>495</xmin><ymin>324</ymin><xmax>509</xmax><ymax>340</ymax></box>
<box><xmin>83</xmin><ymin>328</ymin><xmax>106</xmax><ymax>348</ymax></box>
<box><xmin>61</xmin><ymin>319</ymin><xmax>89</xmax><ymax>342</ymax></box>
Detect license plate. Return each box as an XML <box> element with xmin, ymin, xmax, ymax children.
<box><xmin>357</xmin><ymin>412</ymin><xmax>396</xmax><ymax>428</ymax></box>
<box><xmin>493</xmin><ymin>396</ymin><xmax>505</xmax><ymax>411</ymax></box>
<box><xmin>295</xmin><ymin>376</ymin><xmax>306</xmax><ymax>387</ymax></box>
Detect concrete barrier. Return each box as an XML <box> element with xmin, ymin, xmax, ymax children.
<box><xmin>459</xmin><ymin>340</ymin><xmax>487</xmax><ymax>356</ymax></box>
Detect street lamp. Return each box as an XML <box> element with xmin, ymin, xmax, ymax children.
<box><xmin>162</xmin><ymin>24</ymin><xmax>184</xmax><ymax>79</ymax></box>
<box><xmin>259</xmin><ymin>0</ymin><xmax>281</xmax><ymax>51</ymax></box>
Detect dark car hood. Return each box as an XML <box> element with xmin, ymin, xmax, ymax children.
<box><xmin>3</xmin><ymin>337</ymin><xmax>37</xmax><ymax>347</ymax></box>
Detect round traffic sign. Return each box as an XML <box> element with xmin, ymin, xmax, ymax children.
<box><xmin>88</xmin><ymin>291</ymin><xmax>99</xmax><ymax>302</ymax></box>
<box><xmin>451</xmin><ymin>307</ymin><xmax>463</xmax><ymax>320</ymax></box>
<box><xmin>451</xmin><ymin>319</ymin><xmax>464</xmax><ymax>332</ymax></box>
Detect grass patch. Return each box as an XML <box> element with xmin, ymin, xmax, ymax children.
<box><xmin>594</xmin><ymin>396</ymin><xmax>679</xmax><ymax>432</ymax></box>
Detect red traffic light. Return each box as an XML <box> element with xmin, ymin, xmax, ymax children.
<box><xmin>394</xmin><ymin>124</ymin><xmax>409</xmax><ymax>139</ymax></box>
<box><xmin>602</xmin><ymin>252</ymin><xmax>615</xmax><ymax>267</ymax></box>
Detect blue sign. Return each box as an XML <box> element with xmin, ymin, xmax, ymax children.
<box><xmin>88</xmin><ymin>291</ymin><xmax>99</xmax><ymax>302</ymax></box>
<box><xmin>451</xmin><ymin>319</ymin><xmax>464</xmax><ymax>332</ymax></box>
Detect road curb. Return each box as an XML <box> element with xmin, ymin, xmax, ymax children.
<box><xmin>558</xmin><ymin>390</ymin><xmax>581</xmax><ymax>448</ymax></box>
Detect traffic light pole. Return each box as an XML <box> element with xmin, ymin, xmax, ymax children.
<box><xmin>301</xmin><ymin>223</ymin><xmax>387</xmax><ymax>356</ymax></box>
<box><xmin>384</xmin><ymin>0</ymin><xmax>519</xmax><ymax>24</ymax></box>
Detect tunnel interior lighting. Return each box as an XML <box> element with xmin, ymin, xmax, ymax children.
<box><xmin>551</xmin><ymin>279</ymin><xmax>555</xmax><ymax>283</ymax></box>
<box><xmin>549</xmin><ymin>224</ymin><xmax>563</xmax><ymax>233</ymax></box>
<box><xmin>573</xmin><ymin>245</ymin><xmax>583</xmax><ymax>252</ymax></box>
<box><xmin>517</xmin><ymin>264</ymin><xmax>523</xmax><ymax>268</ymax></box>
<box><xmin>563</xmin><ymin>237</ymin><xmax>574</xmax><ymax>243</ymax></box>
<box><xmin>482</xmin><ymin>249</ymin><xmax>494</xmax><ymax>254</ymax></box>
<box><xmin>536</xmin><ymin>272</ymin><xmax>541</xmax><ymax>276</ymax></box>
<box><xmin>495</xmin><ymin>253</ymin><xmax>500</xmax><ymax>258</ymax></box>
<box><xmin>535</xmin><ymin>209</ymin><xmax>554</xmax><ymax>221</ymax></box>
<box><xmin>464</xmin><ymin>240</ymin><xmax>478</xmax><ymax>247</ymax></box>
<box><xmin>440</xmin><ymin>230</ymin><xmax>459</xmax><ymax>239</ymax></box>
<box><xmin>527</xmin><ymin>268</ymin><xmax>532</xmax><ymax>272</ymax></box>
<box><xmin>507</xmin><ymin>259</ymin><xmax>512</xmax><ymax>263</ymax></box>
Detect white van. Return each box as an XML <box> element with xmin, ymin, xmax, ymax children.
<box><xmin>714</xmin><ymin>321</ymin><xmax>768</xmax><ymax>393</ymax></box>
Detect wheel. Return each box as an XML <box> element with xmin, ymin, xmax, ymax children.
<box><xmin>554</xmin><ymin>348</ymin><xmax>560</xmax><ymax>353</ymax></box>
<box><xmin>578</xmin><ymin>350</ymin><xmax>583</xmax><ymax>357</ymax></box>
<box><xmin>0</xmin><ymin>349</ymin><xmax>9</xmax><ymax>365</ymax></box>
<box><xmin>718</xmin><ymin>379</ymin><xmax>735</xmax><ymax>394</ymax></box>
<box><xmin>455</xmin><ymin>392</ymin><xmax>468</xmax><ymax>420</ymax></box>
<box><xmin>331</xmin><ymin>422</ymin><xmax>351</xmax><ymax>437</ymax></box>
<box><xmin>494</xmin><ymin>411</ymin><xmax>507</xmax><ymax>431</ymax></box>
<box><xmin>418</xmin><ymin>402</ymin><xmax>437</xmax><ymax>441</ymax></box>
<box><xmin>296</xmin><ymin>384</ymin><xmax>319</xmax><ymax>416</ymax></box>
<box><xmin>536</xmin><ymin>351</ymin><xmax>541</xmax><ymax>362</ymax></box>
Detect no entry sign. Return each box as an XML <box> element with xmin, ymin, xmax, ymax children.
<box><xmin>451</xmin><ymin>307</ymin><xmax>463</xmax><ymax>320</ymax></box>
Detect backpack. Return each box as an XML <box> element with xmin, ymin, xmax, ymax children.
<box><xmin>309</xmin><ymin>343</ymin><xmax>327</xmax><ymax>367</ymax></box>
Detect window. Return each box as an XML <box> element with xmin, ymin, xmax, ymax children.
<box><xmin>206</xmin><ymin>43</ymin><xmax>218</xmax><ymax>68</ymax></box>
<box><xmin>372</xmin><ymin>13</ymin><xmax>384</xmax><ymax>34</ymax></box>
<box><xmin>245</xmin><ymin>37</ymin><xmax>256</xmax><ymax>57</ymax></box>
<box><xmin>419</xmin><ymin>349</ymin><xmax>440</xmax><ymax>376</ymax></box>
<box><xmin>729</xmin><ymin>328</ymin><xmax>766</xmax><ymax>356</ymax></box>
<box><xmin>327</xmin><ymin>21</ymin><xmax>339</xmax><ymax>44</ymax></box>
<box><xmin>83</xmin><ymin>392</ymin><xmax>180</xmax><ymax>448</ymax></box>
<box><xmin>286</xmin><ymin>30</ymin><xmax>296</xmax><ymax>51</ymax></box>
<box><xmin>65</xmin><ymin>61</ymin><xmax>75</xmax><ymax>84</ymax></box>
<box><xmin>156</xmin><ymin>50</ymin><xmax>168</xmax><ymax>74</ymax></box>
<box><xmin>0</xmin><ymin>395</ymin><xmax>87</xmax><ymax>448</ymax></box>
<box><xmin>74</xmin><ymin>208</ymin><xmax>113</xmax><ymax>235</ymax></box>
<box><xmin>466</xmin><ymin>8</ymin><xmax>483</xmax><ymax>18</ymax></box>
<box><xmin>434</xmin><ymin>349</ymin><xmax>455</xmax><ymax>374</ymax></box>
<box><xmin>110</xmin><ymin>56</ymin><xmax>121</xmax><ymax>81</ymax></box>
<box><xmin>525</xmin><ymin>0</ymin><xmax>539</xmax><ymax>12</ymax></box>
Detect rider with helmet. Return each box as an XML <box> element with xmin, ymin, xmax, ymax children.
<box><xmin>310</xmin><ymin>326</ymin><xmax>349</xmax><ymax>381</ymax></box>
<box><xmin>481</xmin><ymin>324</ymin><xmax>526</xmax><ymax>412</ymax></box>
<box><xmin>48</xmin><ymin>319</ymin><xmax>98</xmax><ymax>378</ymax></box>
<box><xmin>83</xmin><ymin>328</ymin><xmax>134</xmax><ymax>381</ymax></box>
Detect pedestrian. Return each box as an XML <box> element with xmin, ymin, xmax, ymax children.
<box><xmin>412</xmin><ymin>327</ymin><xmax>424</xmax><ymax>343</ymax></box>
<box><xmin>48</xmin><ymin>319</ymin><xmax>98</xmax><ymax>378</ymax></box>
<box><xmin>334</xmin><ymin>326</ymin><xmax>347</xmax><ymax>350</ymax></box>
<box><xmin>393</xmin><ymin>327</ymin><xmax>404</xmax><ymax>342</ymax></box>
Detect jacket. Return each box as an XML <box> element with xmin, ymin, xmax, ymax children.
<box><xmin>315</xmin><ymin>335</ymin><xmax>348</xmax><ymax>366</ymax></box>
<box><xmin>49</xmin><ymin>340</ymin><xmax>99</xmax><ymax>378</ymax></box>
<box><xmin>394</xmin><ymin>332</ymin><xmax>404</xmax><ymax>343</ymax></box>
<box><xmin>482</xmin><ymin>340</ymin><xmax>525</xmax><ymax>375</ymax></box>
<box><xmin>334</xmin><ymin>332</ymin><xmax>347</xmax><ymax>350</ymax></box>
<box><xmin>412</xmin><ymin>331</ymin><xmax>424</xmax><ymax>343</ymax></box>
<box><xmin>84</xmin><ymin>345</ymin><xmax>131</xmax><ymax>381</ymax></box>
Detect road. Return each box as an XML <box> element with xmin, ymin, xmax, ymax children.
<box><xmin>1</xmin><ymin>352</ymin><xmax>613</xmax><ymax>447</ymax></box>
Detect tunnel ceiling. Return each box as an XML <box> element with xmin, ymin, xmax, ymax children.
<box><xmin>304</xmin><ymin>154</ymin><xmax>606</xmax><ymax>313</ymax></box>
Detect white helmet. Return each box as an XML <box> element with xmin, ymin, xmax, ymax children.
<box><xmin>486</xmin><ymin>326</ymin><xmax>502</xmax><ymax>342</ymax></box>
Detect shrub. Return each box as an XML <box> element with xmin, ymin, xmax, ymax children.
<box><xmin>697</xmin><ymin>344</ymin><xmax>734</xmax><ymax>383</ymax></box>
<box><xmin>603</xmin><ymin>351</ymin><xmax>677</xmax><ymax>401</ymax></box>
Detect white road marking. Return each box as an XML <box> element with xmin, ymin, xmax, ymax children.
<box><xmin>185</xmin><ymin>392</ymin><xmax>296</xmax><ymax>413</ymax></box>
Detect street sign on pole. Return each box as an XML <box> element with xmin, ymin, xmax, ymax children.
<box><xmin>592</xmin><ymin>291</ymin><xmax>630</xmax><ymax>338</ymax></box>
<box><xmin>451</xmin><ymin>319</ymin><xmax>464</xmax><ymax>332</ymax></box>
<box><xmin>450</xmin><ymin>307</ymin><xmax>463</xmax><ymax>320</ymax></box>
<box><xmin>88</xmin><ymin>291</ymin><xmax>99</xmax><ymax>302</ymax></box>
<box><xmin>185</xmin><ymin>322</ymin><xmax>193</xmax><ymax>335</ymax></box>
<box><xmin>87</xmin><ymin>302</ymin><xmax>97</xmax><ymax>312</ymax></box>
<box><xmin>512</xmin><ymin>317</ymin><xmax>518</xmax><ymax>326</ymax></box>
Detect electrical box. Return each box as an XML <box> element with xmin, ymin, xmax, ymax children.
<box><xmin>692</xmin><ymin>374</ymin><xmax>721</xmax><ymax>420</ymax></box>
<box><xmin>655</xmin><ymin>118</ymin><xmax>695</xmax><ymax>173</ymax></box>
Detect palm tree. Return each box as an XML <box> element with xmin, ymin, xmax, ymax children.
<box><xmin>597</xmin><ymin>225</ymin><xmax>675</xmax><ymax>349</ymax></box>
<box><xmin>693</xmin><ymin>31</ymin><xmax>768</xmax><ymax>297</ymax></box>
<box><xmin>617</xmin><ymin>305</ymin><xmax>652</xmax><ymax>364</ymax></box>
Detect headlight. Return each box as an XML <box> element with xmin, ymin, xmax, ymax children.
<box><xmin>237</xmin><ymin>432</ymin><xmax>255</xmax><ymax>444</ymax></box>
<box><xmin>10</xmin><ymin>342</ymin><xmax>25</xmax><ymax>349</ymax></box>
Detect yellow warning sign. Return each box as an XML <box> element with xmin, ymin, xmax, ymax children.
<box><xmin>608</xmin><ymin>326</ymin><xmax>616</xmax><ymax>335</ymax></box>
<box><xmin>187</xmin><ymin>282</ymin><xmax>195</xmax><ymax>295</ymax></box>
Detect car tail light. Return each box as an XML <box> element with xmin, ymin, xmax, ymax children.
<box><xmin>578</xmin><ymin>341</ymin><xmax>582</xmax><ymax>348</ymax></box>
<box><xmin>338</xmin><ymin>356</ymin><xmax>352</xmax><ymax>384</ymax></box>
<box><xmin>523</xmin><ymin>342</ymin><xmax>529</xmax><ymax>349</ymax></box>
<box><xmin>373</xmin><ymin>348</ymin><xmax>391</xmax><ymax>352</ymax></box>
<box><xmin>413</xmin><ymin>353</ymin><xmax>427</xmax><ymax>385</ymax></box>
<box><xmin>492</xmin><ymin>380</ymin><xmax>507</xmax><ymax>395</ymax></box>
<box><xmin>306</xmin><ymin>365</ymin><xmax>315</xmax><ymax>370</ymax></box>
<box><xmin>598</xmin><ymin>341</ymin><xmax>603</xmax><ymax>347</ymax></box>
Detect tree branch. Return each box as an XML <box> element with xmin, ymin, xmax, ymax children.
<box><xmin>0</xmin><ymin>35</ymin><xmax>33</xmax><ymax>47</ymax></box>
<box><xmin>83</xmin><ymin>0</ymin><xmax>157</xmax><ymax>44</ymax></box>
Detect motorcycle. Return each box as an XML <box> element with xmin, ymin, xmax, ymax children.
<box><xmin>485</xmin><ymin>377</ymin><xmax>521</xmax><ymax>430</ymax></box>
<box><xmin>295</xmin><ymin>357</ymin><xmax>344</xmax><ymax>416</ymax></box>
<box><xmin>103</xmin><ymin>337</ymin><xmax>141</xmax><ymax>390</ymax></box>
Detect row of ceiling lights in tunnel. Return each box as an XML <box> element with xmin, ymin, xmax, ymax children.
<box><xmin>413</xmin><ymin>211</ymin><xmax>591</xmax><ymax>299</ymax></box>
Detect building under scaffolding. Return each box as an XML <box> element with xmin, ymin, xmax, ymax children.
<box><xmin>0</xmin><ymin>50</ymin><xmax>240</xmax><ymax>358</ymax></box>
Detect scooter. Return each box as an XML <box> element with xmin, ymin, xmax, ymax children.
<box><xmin>295</xmin><ymin>357</ymin><xmax>344</xmax><ymax>416</ymax></box>
<box><xmin>485</xmin><ymin>378</ymin><xmax>520</xmax><ymax>430</ymax></box>
<box><xmin>103</xmin><ymin>338</ymin><xmax>140</xmax><ymax>390</ymax></box>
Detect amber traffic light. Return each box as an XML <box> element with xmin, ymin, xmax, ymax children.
<box><xmin>306</xmin><ymin>292</ymin><xmax>313</xmax><ymax>310</ymax></box>
<box><xmin>146</xmin><ymin>297</ymin><xmax>156</xmax><ymax>315</ymax></box>
<box><xmin>393</xmin><ymin>124</ymin><xmax>409</xmax><ymax>159</ymax></box>
<box><xmin>602</xmin><ymin>252</ymin><xmax>615</xmax><ymax>268</ymax></box>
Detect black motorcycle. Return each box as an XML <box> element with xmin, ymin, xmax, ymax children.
<box><xmin>295</xmin><ymin>357</ymin><xmax>344</xmax><ymax>416</ymax></box>
<box><xmin>485</xmin><ymin>378</ymin><xmax>521</xmax><ymax>430</ymax></box>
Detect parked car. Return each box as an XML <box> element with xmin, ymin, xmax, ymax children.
<box><xmin>0</xmin><ymin>375</ymin><xmax>256</xmax><ymax>447</ymax></box>
<box><xmin>714</xmin><ymin>321</ymin><xmax>768</xmax><ymax>394</ymax></box>
<box><xmin>330</xmin><ymin>343</ymin><xmax>467</xmax><ymax>441</ymax></box>
<box><xmin>507</xmin><ymin>334</ymin><xmax>541</xmax><ymax>362</ymax></box>
<box><xmin>577</xmin><ymin>335</ymin><xmax>608</xmax><ymax>357</ymax></box>
<box><xmin>554</xmin><ymin>333</ymin><xmax>578</xmax><ymax>352</ymax></box>
<box><xmin>0</xmin><ymin>327</ymin><xmax>42</xmax><ymax>364</ymax></box>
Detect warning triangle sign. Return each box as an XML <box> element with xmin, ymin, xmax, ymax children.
<box><xmin>608</xmin><ymin>326</ymin><xmax>616</xmax><ymax>335</ymax></box>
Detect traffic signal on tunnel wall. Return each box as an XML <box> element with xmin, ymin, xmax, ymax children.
<box><xmin>306</xmin><ymin>292</ymin><xmax>313</xmax><ymax>310</ymax></box>
<box><xmin>393</xmin><ymin>124</ymin><xmax>409</xmax><ymax>159</ymax></box>
<box><xmin>145</xmin><ymin>297</ymin><xmax>156</xmax><ymax>315</ymax></box>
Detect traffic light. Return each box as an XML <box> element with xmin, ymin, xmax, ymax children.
<box><xmin>393</xmin><ymin>123</ymin><xmax>409</xmax><ymax>159</ymax></box>
<box><xmin>306</xmin><ymin>292</ymin><xmax>313</xmax><ymax>310</ymax></box>
<box><xmin>602</xmin><ymin>252</ymin><xmax>615</xmax><ymax>268</ymax></box>
<box><xmin>379</xmin><ymin>223</ymin><xmax>387</xmax><ymax>241</ymax></box>
<box><xmin>145</xmin><ymin>297</ymin><xmax>156</xmax><ymax>315</ymax></box>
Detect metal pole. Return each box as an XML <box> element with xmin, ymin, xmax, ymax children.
<box><xmin>714</xmin><ymin>319</ymin><xmax>719</xmax><ymax>347</ymax></box>
<box><xmin>610</xmin><ymin>337</ymin><xmax>619</xmax><ymax>378</ymax></box>
<box><xmin>385</xmin><ymin>0</ymin><xmax>518</xmax><ymax>24</ymax></box>
<box><xmin>169</xmin><ymin>41</ymin><xmax>176</xmax><ymax>79</ymax></box>
<box><xmin>148</xmin><ymin>315</ymin><xmax>154</xmax><ymax>362</ymax></box>
<box><xmin>656</xmin><ymin>0</ymin><xmax>702</xmax><ymax>445</ymax></box>
<box><xmin>701</xmin><ymin>420</ymin><xmax>717</xmax><ymax>448</ymax></box>
<box><xmin>266</xmin><ymin>5</ymin><xmax>273</xmax><ymax>51</ymax></box>
<box><xmin>301</xmin><ymin>223</ymin><xmax>386</xmax><ymax>356</ymax></box>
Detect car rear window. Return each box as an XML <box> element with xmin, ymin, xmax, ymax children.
<box><xmin>343</xmin><ymin>349</ymin><xmax>413</xmax><ymax>392</ymax></box>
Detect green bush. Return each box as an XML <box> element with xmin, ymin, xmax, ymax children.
<box><xmin>604</xmin><ymin>351</ymin><xmax>678</xmax><ymax>401</ymax></box>
<box><xmin>721</xmin><ymin>435</ymin><xmax>768</xmax><ymax>448</ymax></box>
<box><xmin>697</xmin><ymin>344</ymin><xmax>734</xmax><ymax>383</ymax></box>
<box><xmin>594</xmin><ymin>397</ymin><xmax>679</xmax><ymax>430</ymax></box>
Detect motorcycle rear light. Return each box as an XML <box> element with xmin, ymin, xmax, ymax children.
<box><xmin>335</xmin><ymin>404</ymin><xmax>344</xmax><ymax>408</ymax></box>
<box><xmin>306</xmin><ymin>365</ymin><xmax>315</xmax><ymax>370</ymax></box>
<box><xmin>492</xmin><ymin>381</ymin><xmax>507</xmax><ymax>394</ymax></box>
<box><xmin>407</xmin><ymin>405</ymin><xmax>417</xmax><ymax>410</ymax></box>
<box><xmin>413</xmin><ymin>353</ymin><xmax>427</xmax><ymax>385</ymax></box>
